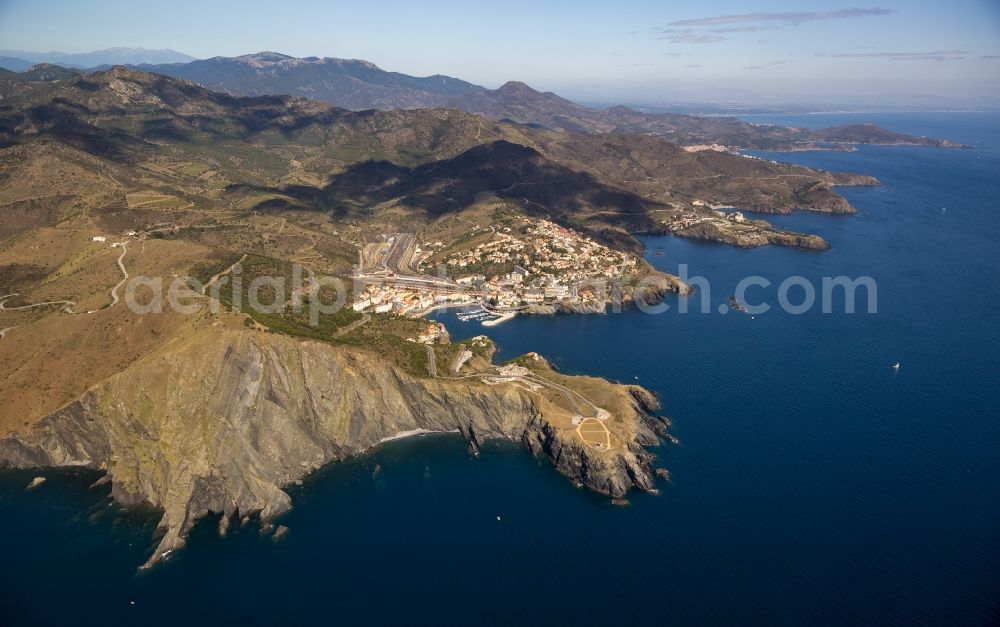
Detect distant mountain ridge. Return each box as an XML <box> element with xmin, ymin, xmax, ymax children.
<box><xmin>0</xmin><ymin>51</ymin><xmax>960</xmax><ymax>149</ymax></box>
<box><xmin>11</xmin><ymin>64</ymin><xmax>81</xmax><ymax>82</ymax></box>
<box><xmin>0</xmin><ymin>56</ymin><xmax>33</xmax><ymax>72</ymax></box>
<box><xmin>445</xmin><ymin>81</ymin><xmax>960</xmax><ymax>148</ymax></box>
<box><xmin>127</xmin><ymin>52</ymin><xmax>958</xmax><ymax>149</ymax></box>
<box><xmin>131</xmin><ymin>51</ymin><xmax>486</xmax><ymax>110</ymax></box>
<box><xmin>0</xmin><ymin>47</ymin><xmax>193</xmax><ymax>69</ymax></box>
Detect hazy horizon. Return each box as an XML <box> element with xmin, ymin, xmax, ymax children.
<box><xmin>1</xmin><ymin>0</ymin><xmax>998</xmax><ymax>107</ymax></box>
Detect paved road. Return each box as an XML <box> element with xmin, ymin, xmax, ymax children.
<box><xmin>438</xmin><ymin>368</ymin><xmax>601</xmax><ymax>420</ymax></box>
<box><xmin>524</xmin><ymin>373</ymin><xmax>600</xmax><ymax>419</ymax></box>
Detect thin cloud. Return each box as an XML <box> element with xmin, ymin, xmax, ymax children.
<box><xmin>982</xmin><ymin>55</ymin><xmax>1000</xmax><ymax>60</ymax></box>
<box><xmin>653</xmin><ymin>27</ymin><xmax>726</xmax><ymax>44</ymax></box>
<box><xmin>711</xmin><ymin>26</ymin><xmax>770</xmax><ymax>33</ymax></box>
<box><xmin>770</xmin><ymin>59</ymin><xmax>794</xmax><ymax>65</ymax></box>
<box><xmin>742</xmin><ymin>65</ymin><xmax>764</xmax><ymax>70</ymax></box>
<box><xmin>817</xmin><ymin>50</ymin><xmax>967</xmax><ymax>61</ymax></box>
<box><xmin>673</xmin><ymin>34</ymin><xmax>725</xmax><ymax>44</ymax></box>
<box><xmin>683</xmin><ymin>64</ymin><xmax>702</xmax><ymax>68</ymax></box>
<box><xmin>657</xmin><ymin>33</ymin><xmax>725</xmax><ymax>44</ymax></box>
<box><xmin>669</xmin><ymin>8</ymin><xmax>893</xmax><ymax>27</ymax></box>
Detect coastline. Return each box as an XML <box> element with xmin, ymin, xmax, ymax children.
<box><xmin>0</xmin><ymin>326</ymin><xmax>666</xmax><ymax>567</ymax></box>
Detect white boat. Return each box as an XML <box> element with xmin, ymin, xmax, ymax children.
<box><xmin>892</xmin><ymin>362</ymin><xmax>900</xmax><ymax>370</ymax></box>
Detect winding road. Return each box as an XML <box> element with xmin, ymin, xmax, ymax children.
<box><xmin>0</xmin><ymin>293</ymin><xmax>76</xmax><ymax>312</ymax></box>
<box><xmin>109</xmin><ymin>244</ymin><xmax>129</xmax><ymax>308</ymax></box>
<box><xmin>440</xmin><ymin>366</ymin><xmax>611</xmax><ymax>450</ymax></box>
<box><xmin>523</xmin><ymin>373</ymin><xmax>601</xmax><ymax>419</ymax></box>
<box><xmin>1</xmin><ymin>239</ymin><xmax>133</xmax><ymax>337</ymax></box>
<box><xmin>439</xmin><ymin>363</ymin><xmax>605</xmax><ymax>418</ymax></box>
<box><xmin>0</xmin><ymin>294</ymin><xmax>77</xmax><ymax>342</ymax></box>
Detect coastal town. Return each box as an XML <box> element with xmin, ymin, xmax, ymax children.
<box><xmin>350</xmin><ymin>217</ymin><xmax>650</xmax><ymax>322</ymax></box>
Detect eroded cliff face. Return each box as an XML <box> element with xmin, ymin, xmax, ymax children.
<box><xmin>0</xmin><ymin>328</ymin><xmax>661</xmax><ymax>567</ymax></box>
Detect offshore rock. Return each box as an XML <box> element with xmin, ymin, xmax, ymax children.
<box><xmin>26</xmin><ymin>476</ymin><xmax>46</xmax><ymax>490</ymax></box>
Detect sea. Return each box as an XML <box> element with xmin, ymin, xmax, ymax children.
<box><xmin>1</xmin><ymin>112</ymin><xmax>998</xmax><ymax>626</ymax></box>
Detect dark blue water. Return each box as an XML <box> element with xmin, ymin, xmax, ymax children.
<box><xmin>2</xmin><ymin>113</ymin><xmax>999</xmax><ymax>626</ymax></box>
<box><xmin>739</xmin><ymin>111</ymin><xmax>997</xmax><ymax>149</ymax></box>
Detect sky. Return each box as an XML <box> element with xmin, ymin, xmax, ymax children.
<box><xmin>1</xmin><ymin>0</ymin><xmax>998</xmax><ymax>105</ymax></box>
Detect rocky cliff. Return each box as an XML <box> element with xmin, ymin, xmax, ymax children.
<box><xmin>0</xmin><ymin>327</ymin><xmax>662</xmax><ymax>567</ymax></box>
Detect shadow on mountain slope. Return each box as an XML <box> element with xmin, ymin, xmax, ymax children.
<box><xmin>228</xmin><ymin>140</ymin><xmax>664</xmax><ymax>246</ymax></box>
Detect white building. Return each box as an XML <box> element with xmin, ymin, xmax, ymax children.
<box><xmin>544</xmin><ymin>285</ymin><xmax>569</xmax><ymax>299</ymax></box>
<box><xmin>351</xmin><ymin>298</ymin><xmax>371</xmax><ymax>312</ymax></box>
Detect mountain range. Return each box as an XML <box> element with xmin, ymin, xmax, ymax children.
<box><xmin>0</xmin><ymin>47</ymin><xmax>193</xmax><ymax>70</ymax></box>
<box><xmin>129</xmin><ymin>51</ymin><xmax>484</xmax><ymax>110</ymax></box>
<box><xmin>0</xmin><ymin>50</ymin><xmax>957</xmax><ymax>150</ymax></box>
<box><xmin>128</xmin><ymin>52</ymin><xmax>957</xmax><ymax>149</ymax></box>
<box><xmin>0</xmin><ymin>64</ymin><xmax>873</xmax><ymax>260</ymax></box>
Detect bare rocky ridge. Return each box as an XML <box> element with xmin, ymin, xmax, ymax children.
<box><xmin>119</xmin><ymin>52</ymin><xmax>487</xmax><ymax>110</ymax></box>
<box><xmin>0</xmin><ymin>326</ymin><xmax>662</xmax><ymax>568</ymax></box>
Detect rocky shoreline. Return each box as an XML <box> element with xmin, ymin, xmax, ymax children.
<box><xmin>516</xmin><ymin>270</ymin><xmax>691</xmax><ymax>317</ymax></box>
<box><xmin>676</xmin><ymin>221</ymin><xmax>831</xmax><ymax>250</ymax></box>
<box><xmin>0</xmin><ymin>328</ymin><xmax>668</xmax><ymax>568</ymax></box>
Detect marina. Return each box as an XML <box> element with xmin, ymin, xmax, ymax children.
<box><xmin>455</xmin><ymin>308</ymin><xmax>498</xmax><ymax>323</ymax></box>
